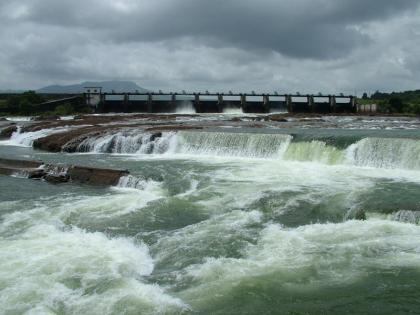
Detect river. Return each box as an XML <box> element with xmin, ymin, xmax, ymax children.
<box><xmin>0</xmin><ymin>114</ymin><xmax>420</xmax><ymax>314</ymax></box>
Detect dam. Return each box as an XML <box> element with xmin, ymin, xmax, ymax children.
<box><xmin>84</xmin><ymin>89</ymin><xmax>357</xmax><ymax>114</ymax></box>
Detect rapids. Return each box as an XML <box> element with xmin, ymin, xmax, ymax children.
<box><xmin>1</xmin><ymin>115</ymin><xmax>420</xmax><ymax>314</ymax></box>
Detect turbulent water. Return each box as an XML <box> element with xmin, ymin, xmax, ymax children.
<box><xmin>1</xmin><ymin>116</ymin><xmax>420</xmax><ymax>314</ymax></box>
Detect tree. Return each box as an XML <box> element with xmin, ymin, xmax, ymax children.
<box><xmin>388</xmin><ymin>97</ymin><xmax>404</xmax><ymax>113</ymax></box>
<box><xmin>362</xmin><ymin>92</ymin><xmax>368</xmax><ymax>100</ymax></box>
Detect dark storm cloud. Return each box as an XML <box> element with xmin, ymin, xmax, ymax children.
<box><xmin>0</xmin><ymin>0</ymin><xmax>420</xmax><ymax>92</ymax></box>
<box><xmin>13</xmin><ymin>0</ymin><xmax>420</xmax><ymax>59</ymax></box>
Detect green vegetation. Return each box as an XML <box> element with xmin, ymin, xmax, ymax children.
<box><xmin>0</xmin><ymin>91</ymin><xmax>91</xmax><ymax>116</ymax></box>
<box><xmin>359</xmin><ymin>89</ymin><xmax>420</xmax><ymax>115</ymax></box>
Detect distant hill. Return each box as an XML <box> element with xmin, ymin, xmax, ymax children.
<box><xmin>37</xmin><ymin>81</ymin><xmax>149</xmax><ymax>94</ymax></box>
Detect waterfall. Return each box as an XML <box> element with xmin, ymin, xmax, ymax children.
<box><xmin>345</xmin><ymin>137</ymin><xmax>420</xmax><ymax>170</ymax></box>
<box><xmin>76</xmin><ymin>131</ymin><xmax>177</xmax><ymax>154</ymax></box>
<box><xmin>223</xmin><ymin>107</ymin><xmax>243</xmax><ymax>114</ymax></box>
<box><xmin>283</xmin><ymin>141</ymin><xmax>345</xmax><ymax>165</ymax></box>
<box><xmin>117</xmin><ymin>175</ymin><xmax>149</xmax><ymax>189</ymax></box>
<box><xmin>175</xmin><ymin>131</ymin><xmax>292</xmax><ymax>158</ymax></box>
<box><xmin>8</xmin><ymin>127</ymin><xmax>69</xmax><ymax>147</ymax></box>
<box><xmin>392</xmin><ymin>210</ymin><xmax>420</xmax><ymax>225</ymax></box>
<box><xmin>68</xmin><ymin>129</ymin><xmax>420</xmax><ymax>170</ymax></box>
<box><xmin>175</xmin><ymin>101</ymin><xmax>195</xmax><ymax>114</ymax></box>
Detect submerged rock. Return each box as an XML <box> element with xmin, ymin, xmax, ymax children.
<box><xmin>345</xmin><ymin>208</ymin><xmax>366</xmax><ymax>221</ymax></box>
<box><xmin>269</xmin><ymin>114</ymin><xmax>288</xmax><ymax>122</ymax></box>
<box><xmin>44</xmin><ymin>174</ymin><xmax>70</xmax><ymax>184</ymax></box>
<box><xmin>28</xmin><ymin>169</ymin><xmax>46</xmax><ymax>179</ymax></box>
<box><xmin>354</xmin><ymin>209</ymin><xmax>367</xmax><ymax>221</ymax></box>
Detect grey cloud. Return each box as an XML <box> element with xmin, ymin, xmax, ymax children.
<box><xmin>0</xmin><ymin>0</ymin><xmax>419</xmax><ymax>93</ymax></box>
<box><xmin>16</xmin><ymin>0</ymin><xmax>420</xmax><ymax>59</ymax></box>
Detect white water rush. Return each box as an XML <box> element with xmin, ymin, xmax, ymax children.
<box><xmin>1</xmin><ymin>115</ymin><xmax>420</xmax><ymax>314</ymax></box>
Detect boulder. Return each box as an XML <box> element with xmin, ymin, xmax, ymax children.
<box><xmin>0</xmin><ymin>125</ymin><xmax>17</xmax><ymax>139</ymax></box>
<box><xmin>68</xmin><ymin>166</ymin><xmax>129</xmax><ymax>186</ymax></box>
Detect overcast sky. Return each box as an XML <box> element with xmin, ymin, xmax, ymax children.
<box><xmin>1</xmin><ymin>0</ymin><xmax>419</xmax><ymax>94</ymax></box>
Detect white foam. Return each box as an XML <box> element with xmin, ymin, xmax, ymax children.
<box><xmin>0</xmin><ymin>224</ymin><xmax>187</xmax><ymax>314</ymax></box>
<box><xmin>181</xmin><ymin>220</ymin><xmax>420</xmax><ymax>298</ymax></box>
<box><xmin>345</xmin><ymin>137</ymin><xmax>420</xmax><ymax>170</ymax></box>
<box><xmin>0</xmin><ymin>126</ymin><xmax>70</xmax><ymax>147</ymax></box>
<box><xmin>175</xmin><ymin>101</ymin><xmax>195</xmax><ymax>114</ymax></box>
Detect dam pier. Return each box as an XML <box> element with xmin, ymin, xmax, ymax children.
<box><xmin>85</xmin><ymin>89</ymin><xmax>357</xmax><ymax>114</ymax></box>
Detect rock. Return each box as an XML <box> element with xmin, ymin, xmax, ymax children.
<box><xmin>345</xmin><ymin>208</ymin><xmax>366</xmax><ymax>221</ymax></box>
<box><xmin>0</xmin><ymin>125</ymin><xmax>17</xmax><ymax>139</ymax></box>
<box><xmin>268</xmin><ymin>114</ymin><xmax>288</xmax><ymax>122</ymax></box>
<box><xmin>0</xmin><ymin>117</ymin><xmax>8</xmax><ymax>121</ymax></box>
<box><xmin>68</xmin><ymin>166</ymin><xmax>129</xmax><ymax>186</ymax></box>
<box><xmin>150</xmin><ymin>132</ymin><xmax>162</xmax><ymax>142</ymax></box>
<box><xmin>354</xmin><ymin>209</ymin><xmax>366</xmax><ymax>221</ymax></box>
<box><xmin>0</xmin><ymin>157</ymin><xmax>129</xmax><ymax>187</ymax></box>
<box><xmin>44</xmin><ymin>174</ymin><xmax>70</xmax><ymax>184</ymax></box>
<box><xmin>28</xmin><ymin>169</ymin><xmax>46</xmax><ymax>179</ymax></box>
<box><xmin>0</xmin><ymin>158</ymin><xmax>43</xmax><ymax>169</ymax></box>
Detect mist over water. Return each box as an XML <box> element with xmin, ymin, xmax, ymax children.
<box><xmin>1</xmin><ymin>116</ymin><xmax>420</xmax><ymax>314</ymax></box>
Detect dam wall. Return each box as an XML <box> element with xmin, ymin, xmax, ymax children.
<box><xmin>89</xmin><ymin>92</ymin><xmax>357</xmax><ymax>114</ymax></box>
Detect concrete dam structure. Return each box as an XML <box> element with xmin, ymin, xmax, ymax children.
<box><xmin>85</xmin><ymin>90</ymin><xmax>357</xmax><ymax>114</ymax></box>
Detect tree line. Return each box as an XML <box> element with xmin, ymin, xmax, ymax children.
<box><xmin>360</xmin><ymin>90</ymin><xmax>420</xmax><ymax>115</ymax></box>
<box><xmin>0</xmin><ymin>91</ymin><xmax>90</xmax><ymax>116</ymax></box>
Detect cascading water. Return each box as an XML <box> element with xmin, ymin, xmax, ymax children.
<box><xmin>76</xmin><ymin>131</ymin><xmax>176</xmax><ymax>154</ymax></box>
<box><xmin>223</xmin><ymin>106</ymin><xmax>244</xmax><ymax>114</ymax></box>
<box><xmin>70</xmin><ymin>130</ymin><xmax>420</xmax><ymax>170</ymax></box>
<box><xmin>6</xmin><ymin>127</ymin><xmax>70</xmax><ymax>147</ymax></box>
<box><xmin>116</xmin><ymin>175</ymin><xmax>159</xmax><ymax>190</ymax></box>
<box><xmin>174</xmin><ymin>131</ymin><xmax>292</xmax><ymax>158</ymax></box>
<box><xmin>283</xmin><ymin>141</ymin><xmax>345</xmax><ymax>164</ymax></box>
<box><xmin>345</xmin><ymin>137</ymin><xmax>420</xmax><ymax>170</ymax></box>
<box><xmin>175</xmin><ymin>101</ymin><xmax>196</xmax><ymax>114</ymax></box>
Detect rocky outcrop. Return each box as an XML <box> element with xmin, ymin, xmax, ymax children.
<box><xmin>0</xmin><ymin>158</ymin><xmax>43</xmax><ymax>177</ymax></box>
<box><xmin>68</xmin><ymin>166</ymin><xmax>128</xmax><ymax>186</ymax></box>
<box><xmin>33</xmin><ymin>127</ymin><xmax>110</xmax><ymax>152</ymax></box>
<box><xmin>0</xmin><ymin>157</ymin><xmax>128</xmax><ymax>187</ymax></box>
<box><xmin>0</xmin><ymin>158</ymin><xmax>43</xmax><ymax>169</ymax></box>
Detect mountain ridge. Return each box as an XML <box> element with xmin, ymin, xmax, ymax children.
<box><xmin>37</xmin><ymin>81</ymin><xmax>149</xmax><ymax>93</ymax></box>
